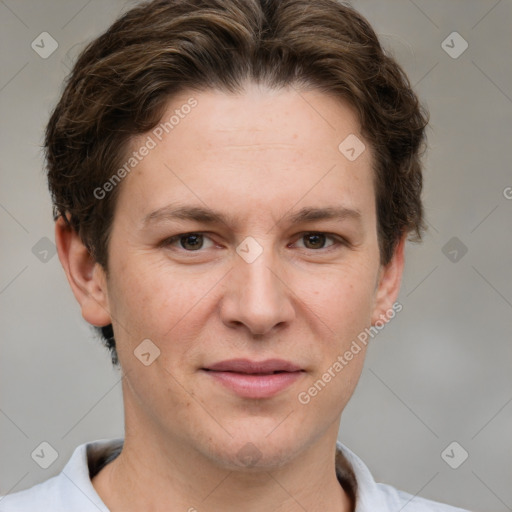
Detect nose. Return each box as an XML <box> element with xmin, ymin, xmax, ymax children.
<box><xmin>220</xmin><ymin>245</ymin><xmax>295</xmax><ymax>337</ymax></box>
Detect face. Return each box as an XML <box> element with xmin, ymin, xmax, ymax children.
<box><xmin>83</xmin><ymin>83</ymin><xmax>402</xmax><ymax>469</ymax></box>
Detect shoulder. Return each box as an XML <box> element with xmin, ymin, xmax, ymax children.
<box><xmin>0</xmin><ymin>439</ymin><xmax>120</xmax><ymax>512</ymax></box>
<box><xmin>335</xmin><ymin>441</ymin><xmax>471</xmax><ymax>512</ymax></box>
<box><xmin>0</xmin><ymin>474</ymin><xmax>62</xmax><ymax>512</ymax></box>
<box><xmin>376</xmin><ymin>482</ymin><xmax>472</xmax><ymax>511</ymax></box>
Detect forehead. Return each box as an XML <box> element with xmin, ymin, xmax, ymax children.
<box><xmin>115</xmin><ymin>84</ymin><xmax>375</xmax><ymax>226</ymax></box>
<box><xmin>156</xmin><ymin>84</ymin><xmax>363</xmax><ymax>157</ymax></box>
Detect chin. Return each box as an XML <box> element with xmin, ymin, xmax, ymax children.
<box><xmin>202</xmin><ymin>433</ymin><xmax>303</xmax><ymax>472</ymax></box>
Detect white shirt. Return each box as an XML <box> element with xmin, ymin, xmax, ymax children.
<box><xmin>0</xmin><ymin>438</ymin><xmax>470</xmax><ymax>511</ymax></box>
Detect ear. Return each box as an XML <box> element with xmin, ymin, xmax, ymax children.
<box><xmin>55</xmin><ymin>216</ymin><xmax>112</xmax><ymax>327</ymax></box>
<box><xmin>370</xmin><ymin>234</ymin><xmax>406</xmax><ymax>325</ymax></box>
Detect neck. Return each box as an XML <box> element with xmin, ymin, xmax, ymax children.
<box><xmin>92</xmin><ymin>424</ymin><xmax>353</xmax><ymax>512</ymax></box>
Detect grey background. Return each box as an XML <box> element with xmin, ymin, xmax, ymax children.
<box><xmin>0</xmin><ymin>1</ymin><xmax>511</xmax><ymax>510</ymax></box>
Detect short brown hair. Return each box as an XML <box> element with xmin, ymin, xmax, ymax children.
<box><xmin>45</xmin><ymin>0</ymin><xmax>428</xmax><ymax>364</ymax></box>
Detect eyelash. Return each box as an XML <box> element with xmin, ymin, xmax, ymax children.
<box><xmin>161</xmin><ymin>232</ymin><xmax>347</xmax><ymax>253</ymax></box>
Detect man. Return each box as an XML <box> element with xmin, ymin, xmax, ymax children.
<box><xmin>1</xmin><ymin>0</ymin><xmax>471</xmax><ymax>510</ymax></box>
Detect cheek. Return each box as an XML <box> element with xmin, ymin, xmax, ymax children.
<box><xmin>302</xmin><ymin>264</ymin><xmax>378</xmax><ymax>336</ymax></box>
<box><xmin>107</xmin><ymin>259</ymin><xmax>203</xmax><ymax>344</ymax></box>
<box><xmin>296</xmin><ymin>272</ymin><xmax>372</xmax><ymax>417</ymax></box>
<box><xmin>106</xmin><ymin>254</ymin><xmax>233</xmax><ymax>367</ymax></box>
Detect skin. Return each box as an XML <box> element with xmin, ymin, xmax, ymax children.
<box><xmin>56</xmin><ymin>82</ymin><xmax>405</xmax><ymax>511</ymax></box>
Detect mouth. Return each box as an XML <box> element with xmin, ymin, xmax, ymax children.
<box><xmin>201</xmin><ymin>359</ymin><xmax>305</xmax><ymax>399</ymax></box>
<box><xmin>203</xmin><ymin>358</ymin><xmax>303</xmax><ymax>373</ymax></box>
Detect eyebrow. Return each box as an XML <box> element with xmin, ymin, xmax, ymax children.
<box><xmin>142</xmin><ymin>204</ymin><xmax>362</xmax><ymax>228</ymax></box>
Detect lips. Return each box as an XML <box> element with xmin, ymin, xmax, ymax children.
<box><xmin>204</xmin><ymin>358</ymin><xmax>302</xmax><ymax>374</ymax></box>
<box><xmin>202</xmin><ymin>358</ymin><xmax>304</xmax><ymax>398</ymax></box>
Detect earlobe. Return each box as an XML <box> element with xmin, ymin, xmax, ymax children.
<box><xmin>55</xmin><ymin>216</ymin><xmax>112</xmax><ymax>327</ymax></box>
<box><xmin>371</xmin><ymin>235</ymin><xmax>406</xmax><ymax>326</ymax></box>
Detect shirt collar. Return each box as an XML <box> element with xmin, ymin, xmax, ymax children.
<box><xmin>336</xmin><ymin>441</ymin><xmax>387</xmax><ymax>511</ymax></box>
<box><xmin>61</xmin><ymin>439</ymin><xmax>384</xmax><ymax>511</ymax></box>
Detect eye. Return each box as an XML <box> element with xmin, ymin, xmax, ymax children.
<box><xmin>293</xmin><ymin>232</ymin><xmax>341</xmax><ymax>250</ymax></box>
<box><xmin>163</xmin><ymin>232</ymin><xmax>215</xmax><ymax>251</ymax></box>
